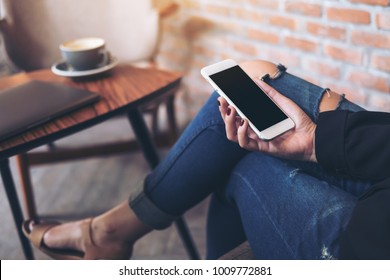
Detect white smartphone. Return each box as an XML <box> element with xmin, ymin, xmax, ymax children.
<box><xmin>201</xmin><ymin>59</ymin><xmax>295</xmax><ymax>141</ymax></box>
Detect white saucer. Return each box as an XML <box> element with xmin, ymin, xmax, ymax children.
<box><xmin>51</xmin><ymin>56</ymin><xmax>119</xmax><ymax>77</ymax></box>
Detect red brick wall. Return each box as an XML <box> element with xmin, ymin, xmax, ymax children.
<box><xmin>156</xmin><ymin>0</ymin><xmax>390</xmax><ymax>123</ymax></box>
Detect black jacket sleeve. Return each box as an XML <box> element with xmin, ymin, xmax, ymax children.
<box><xmin>316</xmin><ymin>110</ymin><xmax>390</xmax><ymax>182</ymax></box>
<box><xmin>315</xmin><ymin>110</ymin><xmax>390</xmax><ymax>259</ymax></box>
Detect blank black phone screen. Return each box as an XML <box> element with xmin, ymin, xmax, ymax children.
<box><xmin>210</xmin><ymin>65</ymin><xmax>288</xmax><ymax>131</ymax></box>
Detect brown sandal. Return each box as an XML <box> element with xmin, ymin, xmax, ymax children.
<box><xmin>22</xmin><ymin>218</ymin><xmax>131</xmax><ymax>260</ymax></box>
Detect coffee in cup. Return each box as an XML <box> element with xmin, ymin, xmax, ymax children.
<box><xmin>60</xmin><ymin>37</ymin><xmax>108</xmax><ymax>70</ymax></box>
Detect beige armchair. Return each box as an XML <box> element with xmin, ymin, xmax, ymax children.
<box><xmin>1</xmin><ymin>0</ymin><xmax>161</xmax><ymax>70</ymax></box>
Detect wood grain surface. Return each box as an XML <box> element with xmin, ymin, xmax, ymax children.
<box><xmin>0</xmin><ymin>64</ymin><xmax>181</xmax><ymax>158</ymax></box>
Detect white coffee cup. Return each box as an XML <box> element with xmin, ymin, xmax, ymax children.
<box><xmin>60</xmin><ymin>37</ymin><xmax>108</xmax><ymax>70</ymax></box>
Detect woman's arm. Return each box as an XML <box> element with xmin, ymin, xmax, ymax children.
<box><xmin>219</xmin><ymin>68</ymin><xmax>390</xmax><ymax>259</ymax></box>
<box><xmin>316</xmin><ymin>110</ymin><xmax>390</xmax><ymax>181</ymax></box>
<box><xmin>221</xmin><ymin>80</ymin><xmax>390</xmax><ymax>181</ymax></box>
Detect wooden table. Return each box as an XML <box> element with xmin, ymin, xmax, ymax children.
<box><xmin>0</xmin><ymin>64</ymin><xmax>199</xmax><ymax>259</ymax></box>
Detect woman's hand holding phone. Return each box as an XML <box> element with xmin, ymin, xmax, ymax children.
<box><xmin>201</xmin><ymin>59</ymin><xmax>296</xmax><ymax>140</ymax></box>
<box><xmin>219</xmin><ymin>80</ymin><xmax>318</xmax><ymax>163</ymax></box>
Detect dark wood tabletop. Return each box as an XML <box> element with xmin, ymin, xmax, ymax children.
<box><xmin>0</xmin><ymin>64</ymin><xmax>181</xmax><ymax>159</ymax></box>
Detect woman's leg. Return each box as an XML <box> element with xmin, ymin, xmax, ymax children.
<box><xmin>42</xmin><ymin>201</ymin><xmax>150</xmax><ymax>259</ymax></box>
<box><xmin>32</xmin><ymin>60</ymin><xmax>355</xmax><ymax>259</ymax></box>
<box><xmin>206</xmin><ymin>193</ymin><xmax>247</xmax><ymax>259</ymax></box>
<box><xmin>129</xmin><ymin>91</ymin><xmax>249</xmax><ymax>228</ymax></box>
<box><xmin>218</xmin><ymin>153</ymin><xmax>372</xmax><ymax>259</ymax></box>
<box><xmin>206</xmin><ymin>154</ymin><xmax>373</xmax><ymax>259</ymax></box>
<box><xmin>38</xmin><ymin>91</ymin><xmax>249</xmax><ymax>258</ymax></box>
<box><xmin>206</xmin><ymin>62</ymin><xmax>368</xmax><ymax>259</ymax></box>
<box><xmin>239</xmin><ymin>60</ymin><xmax>364</xmax><ymax>121</ymax></box>
<box><xmin>136</xmin><ymin>61</ymin><xmax>344</xmax><ymax>258</ymax></box>
<box><xmin>36</xmin><ymin>62</ymin><xmax>277</xmax><ymax>257</ymax></box>
<box><xmin>130</xmin><ymin>61</ymin><xmax>339</xmax><ymax>225</ymax></box>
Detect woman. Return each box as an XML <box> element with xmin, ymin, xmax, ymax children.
<box><xmin>23</xmin><ymin>60</ymin><xmax>390</xmax><ymax>259</ymax></box>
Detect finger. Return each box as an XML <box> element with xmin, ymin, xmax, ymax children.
<box><xmin>218</xmin><ymin>96</ymin><xmax>227</xmax><ymax>108</ymax></box>
<box><xmin>237</xmin><ymin>119</ymin><xmax>259</xmax><ymax>150</ymax></box>
<box><xmin>237</xmin><ymin>119</ymin><xmax>249</xmax><ymax>148</ymax></box>
<box><xmin>218</xmin><ymin>97</ymin><xmax>229</xmax><ymax>120</ymax></box>
<box><xmin>247</xmin><ymin>128</ymin><xmax>259</xmax><ymax>140</ymax></box>
<box><xmin>225</xmin><ymin>106</ymin><xmax>239</xmax><ymax>141</ymax></box>
<box><xmin>219</xmin><ymin>97</ymin><xmax>240</xmax><ymax>141</ymax></box>
<box><xmin>255</xmin><ymin>80</ymin><xmax>303</xmax><ymax>120</ymax></box>
<box><xmin>256</xmin><ymin>79</ymin><xmax>284</xmax><ymax>100</ymax></box>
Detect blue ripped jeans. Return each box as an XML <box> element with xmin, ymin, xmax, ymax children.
<box><xmin>130</xmin><ymin>66</ymin><xmax>372</xmax><ymax>259</ymax></box>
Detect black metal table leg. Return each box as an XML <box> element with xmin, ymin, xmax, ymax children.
<box><xmin>174</xmin><ymin>217</ymin><xmax>200</xmax><ymax>260</ymax></box>
<box><xmin>127</xmin><ymin>108</ymin><xmax>200</xmax><ymax>260</ymax></box>
<box><xmin>127</xmin><ymin>109</ymin><xmax>160</xmax><ymax>169</ymax></box>
<box><xmin>0</xmin><ymin>159</ymin><xmax>34</xmax><ymax>260</ymax></box>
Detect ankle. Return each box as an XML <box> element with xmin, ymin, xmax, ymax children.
<box><xmin>90</xmin><ymin>217</ymin><xmax>130</xmax><ymax>246</ymax></box>
<box><xmin>88</xmin><ymin>201</ymin><xmax>153</xmax><ymax>250</ymax></box>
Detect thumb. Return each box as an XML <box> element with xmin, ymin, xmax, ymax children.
<box><xmin>255</xmin><ymin>79</ymin><xmax>303</xmax><ymax>121</ymax></box>
<box><xmin>256</xmin><ymin>79</ymin><xmax>287</xmax><ymax>104</ymax></box>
